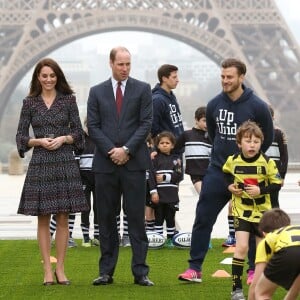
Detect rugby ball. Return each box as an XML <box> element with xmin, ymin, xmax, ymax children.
<box><xmin>172</xmin><ymin>231</ymin><xmax>192</xmax><ymax>248</ymax></box>
<box><xmin>146</xmin><ymin>232</ymin><xmax>166</xmax><ymax>249</ymax></box>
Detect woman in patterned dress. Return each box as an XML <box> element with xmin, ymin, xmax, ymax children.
<box><xmin>16</xmin><ymin>58</ymin><xmax>89</xmax><ymax>285</ymax></box>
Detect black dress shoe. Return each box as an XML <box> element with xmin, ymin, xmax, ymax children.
<box><xmin>134</xmin><ymin>275</ymin><xmax>154</xmax><ymax>286</ymax></box>
<box><xmin>54</xmin><ymin>270</ymin><xmax>71</xmax><ymax>285</ymax></box>
<box><xmin>93</xmin><ymin>275</ymin><xmax>113</xmax><ymax>285</ymax></box>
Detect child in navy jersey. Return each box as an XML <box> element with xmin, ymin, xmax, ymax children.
<box><xmin>175</xmin><ymin>106</ymin><xmax>211</xmax><ymax>194</ymax></box>
<box><xmin>265</xmin><ymin>105</ymin><xmax>288</xmax><ymax>208</ymax></box>
<box><xmin>77</xmin><ymin>118</ymin><xmax>99</xmax><ymax>247</ymax></box>
<box><xmin>145</xmin><ymin>134</ymin><xmax>156</xmax><ymax>232</ymax></box>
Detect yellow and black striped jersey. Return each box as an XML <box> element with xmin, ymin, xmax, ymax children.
<box><xmin>256</xmin><ymin>225</ymin><xmax>300</xmax><ymax>263</ymax></box>
<box><xmin>223</xmin><ymin>152</ymin><xmax>282</xmax><ymax>223</ymax></box>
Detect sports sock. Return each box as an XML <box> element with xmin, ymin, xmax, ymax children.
<box><xmin>49</xmin><ymin>214</ymin><xmax>57</xmax><ymax>237</ymax></box>
<box><xmin>81</xmin><ymin>223</ymin><xmax>90</xmax><ymax>242</ymax></box>
<box><xmin>145</xmin><ymin>219</ymin><xmax>155</xmax><ymax>231</ymax></box>
<box><xmin>68</xmin><ymin>213</ymin><xmax>76</xmax><ymax>238</ymax></box>
<box><xmin>228</xmin><ymin>215</ymin><xmax>235</xmax><ymax>237</ymax></box>
<box><xmin>94</xmin><ymin>223</ymin><xmax>99</xmax><ymax>240</ymax></box>
<box><xmin>232</xmin><ymin>257</ymin><xmax>245</xmax><ymax>291</ymax></box>
<box><xmin>123</xmin><ymin>214</ymin><xmax>129</xmax><ymax>236</ymax></box>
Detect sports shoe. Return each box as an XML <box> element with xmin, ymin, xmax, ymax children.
<box><xmin>222</xmin><ymin>235</ymin><xmax>236</xmax><ymax>247</ymax></box>
<box><xmin>247</xmin><ymin>269</ymin><xmax>255</xmax><ymax>285</ymax></box>
<box><xmin>91</xmin><ymin>238</ymin><xmax>100</xmax><ymax>246</ymax></box>
<box><xmin>178</xmin><ymin>268</ymin><xmax>202</xmax><ymax>283</ymax></box>
<box><xmin>82</xmin><ymin>239</ymin><xmax>91</xmax><ymax>247</ymax></box>
<box><xmin>68</xmin><ymin>238</ymin><xmax>77</xmax><ymax>248</ymax></box>
<box><xmin>231</xmin><ymin>288</ymin><xmax>245</xmax><ymax>300</ymax></box>
<box><xmin>122</xmin><ymin>235</ymin><xmax>131</xmax><ymax>247</ymax></box>
<box><xmin>165</xmin><ymin>238</ymin><xmax>174</xmax><ymax>248</ymax></box>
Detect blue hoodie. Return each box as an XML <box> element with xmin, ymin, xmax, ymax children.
<box><xmin>206</xmin><ymin>85</ymin><xmax>274</xmax><ymax>169</ymax></box>
<box><xmin>151</xmin><ymin>83</ymin><xmax>184</xmax><ymax>138</ymax></box>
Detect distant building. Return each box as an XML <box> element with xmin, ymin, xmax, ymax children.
<box><xmin>61</xmin><ymin>61</ymin><xmax>90</xmax><ymax>107</ymax></box>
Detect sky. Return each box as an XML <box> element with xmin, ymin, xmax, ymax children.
<box><xmin>275</xmin><ymin>0</ymin><xmax>300</xmax><ymax>42</ymax></box>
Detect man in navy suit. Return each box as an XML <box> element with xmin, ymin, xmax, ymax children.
<box><xmin>87</xmin><ymin>46</ymin><xmax>154</xmax><ymax>286</ymax></box>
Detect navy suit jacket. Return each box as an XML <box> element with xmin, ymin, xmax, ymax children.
<box><xmin>87</xmin><ymin>77</ymin><xmax>153</xmax><ymax>173</ymax></box>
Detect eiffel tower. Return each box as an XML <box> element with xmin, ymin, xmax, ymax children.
<box><xmin>1</xmin><ymin>0</ymin><xmax>299</xmax><ymax>160</ymax></box>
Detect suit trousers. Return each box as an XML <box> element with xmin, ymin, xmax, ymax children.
<box><xmin>95</xmin><ymin>166</ymin><xmax>149</xmax><ymax>278</ymax></box>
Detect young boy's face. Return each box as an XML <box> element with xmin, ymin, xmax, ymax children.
<box><xmin>195</xmin><ymin>117</ymin><xmax>207</xmax><ymax>131</ymax></box>
<box><xmin>238</xmin><ymin>134</ymin><xmax>261</xmax><ymax>158</ymax></box>
<box><xmin>157</xmin><ymin>137</ymin><xmax>174</xmax><ymax>155</ymax></box>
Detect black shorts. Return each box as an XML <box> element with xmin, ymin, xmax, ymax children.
<box><xmin>233</xmin><ymin>217</ymin><xmax>263</xmax><ymax>238</ymax></box>
<box><xmin>264</xmin><ymin>246</ymin><xmax>300</xmax><ymax>290</ymax></box>
<box><xmin>190</xmin><ymin>175</ymin><xmax>204</xmax><ymax>185</ymax></box>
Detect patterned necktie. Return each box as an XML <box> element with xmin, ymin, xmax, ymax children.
<box><xmin>116</xmin><ymin>81</ymin><xmax>123</xmax><ymax>116</ymax></box>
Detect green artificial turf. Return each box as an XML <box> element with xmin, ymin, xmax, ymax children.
<box><xmin>0</xmin><ymin>239</ymin><xmax>286</xmax><ymax>299</ymax></box>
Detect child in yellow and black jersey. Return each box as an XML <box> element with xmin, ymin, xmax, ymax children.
<box><xmin>248</xmin><ymin>208</ymin><xmax>300</xmax><ymax>300</ymax></box>
<box><xmin>222</xmin><ymin>120</ymin><xmax>282</xmax><ymax>300</ymax></box>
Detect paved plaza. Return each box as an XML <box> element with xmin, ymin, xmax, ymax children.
<box><xmin>0</xmin><ymin>172</ymin><xmax>299</xmax><ymax>240</ymax></box>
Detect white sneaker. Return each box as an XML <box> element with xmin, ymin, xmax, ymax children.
<box><xmin>122</xmin><ymin>235</ymin><xmax>131</xmax><ymax>247</ymax></box>
<box><xmin>68</xmin><ymin>238</ymin><xmax>77</xmax><ymax>248</ymax></box>
<box><xmin>231</xmin><ymin>289</ymin><xmax>245</xmax><ymax>300</ymax></box>
<box><xmin>91</xmin><ymin>238</ymin><xmax>100</xmax><ymax>246</ymax></box>
<box><xmin>82</xmin><ymin>239</ymin><xmax>91</xmax><ymax>247</ymax></box>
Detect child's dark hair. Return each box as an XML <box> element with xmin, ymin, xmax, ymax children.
<box><xmin>195</xmin><ymin>106</ymin><xmax>206</xmax><ymax>120</ymax></box>
<box><xmin>154</xmin><ymin>131</ymin><xmax>176</xmax><ymax>147</ymax></box>
<box><xmin>146</xmin><ymin>133</ymin><xmax>153</xmax><ymax>146</ymax></box>
<box><xmin>236</xmin><ymin>120</ymin><xmax>264</xmax><ymax>144</ymax></box>
<box><xmin>259</xmin><ymin>208</ymin><xmax>291</xmax><ymax>233</ymax></box>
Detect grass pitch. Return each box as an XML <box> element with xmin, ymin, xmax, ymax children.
<box><xmin>0</xmin><ymin>239</ymin><xmax>286</xmax><ymax>299</ymax></box>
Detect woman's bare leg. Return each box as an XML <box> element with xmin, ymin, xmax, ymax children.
<box><xmin>37</xmin><ymin>214</ymin><xmax>53</xmax><ymax>283</ymax></box>
<box><xmin>54</xmin><ymin>212</ymin><xmax>69</xmax><ymax>281</ymax></box>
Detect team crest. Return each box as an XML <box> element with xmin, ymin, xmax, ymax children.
<box><xmin>234</xmin><ymin>218</ymin><xmax>239</xmax><ymax>229</ymax></box>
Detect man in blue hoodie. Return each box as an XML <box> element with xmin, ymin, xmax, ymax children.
<box><xmin>151</xmin><ymin>64</ymin><xmax>184</xmax><ymax>140</ymax></box>
<box><xmin>150</xmin><ymin>64</ymin><xmax>185</xmax><ymax>245</ymax></box>
<box><xmin>178</xmin><ymin>58</ymin><xmax>274</xmax><ymax>294</ymax></box>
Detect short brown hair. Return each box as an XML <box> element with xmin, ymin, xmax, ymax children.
<box><xmin>109</xmin><ymin>46</ymin><xmax>130</xmax><ymax>63</ymax></box>
<box><xmin>194</xmin><ymin>106</ymin><xmax>206</xmax><ymax>120</ymax></box>
<box><xmin>236</xmin><ymin>120</ymin><xmax>264</xmax><ymax>145</ymax></box>
<box><xmin>157</xmin><ymin>64</ymin><xmax>178</xmax><ymax>84</ymax></box>
<box><xmin>221</xmin><ymin>58</ymin><xmax>247</xmax><ymax>76</ymax></box>
<box><xmin>259</xmin><ymin>208</ymin><xmax>291</xmax><ymax>233</ymax></box>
